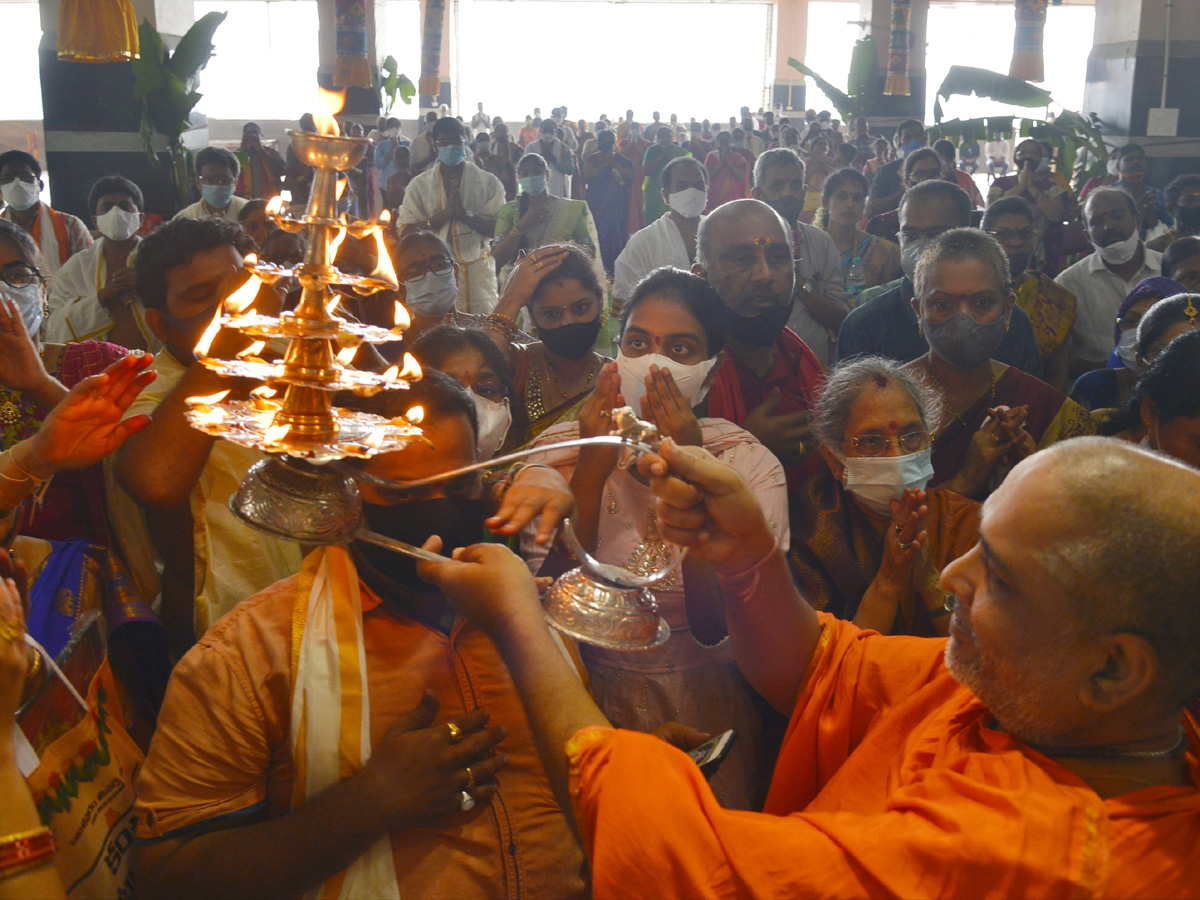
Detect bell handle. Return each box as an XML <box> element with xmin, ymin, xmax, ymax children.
<box><xmin>559</xmin><ymin>516</ymin><xmax>687</xmax><ymax>590</ymax></box>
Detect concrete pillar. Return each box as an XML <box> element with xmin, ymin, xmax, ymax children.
<box><xmin>773</xmin><ymin>0</ymin><xmax>810</xmax><ymax>114</ymax></box>
<box><xmin>417</xmin><ymin>0</ymin><xmax>453</xmax><ymax>114</ymax></box>
<box><xmin>317</xmin><ymin>0</ymin><xmax>387</xmax><ymax>118</ymax></box>
<box><xmin>1085</xmin><ymin>0</ymin><xmax>1200</xmax><ymax>177</ymax></box>
<box><xmin>859</xmin><ymin>0</ymin><xmax>927</xmax><ymax>121</ymax></box>
<box><xmin>37</xmin><ymin>0</ymin><xmax>202</xmax><ymax>220</ymax></box>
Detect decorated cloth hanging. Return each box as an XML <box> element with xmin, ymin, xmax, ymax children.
<box><xmin>419</xmin><ymin>0</ymin><xmax>447</xmax><ymax>96</ymax></box>
<box><xmin>333</xmin><ymin>0</ymin><xmax>372</xmax><ymax>89</ymax></box>
<box><xmin>1009</xmin><ymin>0</ymin><xmax>1048</xmax><ymax>83</ymax></box>
<box><xmin>883</xmin><ymin>0</ymin><xmax>912</xmax><ymax>96</ymax></box>
<box><xmin>57</xmin><ymin>0</ymin><xmax>138</xmax><ymax>62</ymax></box>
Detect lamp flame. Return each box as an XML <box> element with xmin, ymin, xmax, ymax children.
<box><xmin>249</xmin><ymin>386</ymin><xmax>276</xmax><ymax>399</ymax></box>
<box><xmin>225</xmin><ymin>273</ymin><xmax>263</xmax><ymax>316</ymax></box>
<box><xmin>335</xmin><ymin>177</ymin><xmax>347</xmax><ymax>201</ymax></box>
<box><xmin>393</xmin><ymin>300</ymin><xmax>410</xmax><ymax>329</ymax></box>
<box><xmin>194</xmin><ymin>306</ymin><xmax>224</xmax><ymax>358</ymax></box>
<box><xmin>399</xmin><ymin>353</ymin><xmax>422</xmax><ymax>381</ymax></box>
<box><xmin>264</xmin><ymin>423</ymin><xmax>291</xmax><ymax>445</ymax></box>
<box><xmin>370</xmin><ymin>228</ymin><xmax>399</xmax><ymax>288</ymax></box>
<box><xmin>265</xmin><ymin>196</ymin><xmax>284</xmax><ymax>216</ymax></box>
<box><xmin>326</xmin><ymin>293</ymin><xmax>342</xmax><ymax>315</ymax></box>
<box><xmin>381</xmin><ymin>365</ymin><xmax>399</xmax><ymax>383</ymax></box>
<box><xmin>237</xmin><ymin>340</ymin><xmax>266</xmax><ymax>359</ymax></box>
<box><xmin>185</xmin><ymin>390</ymin><xmax>230</xmax><ymax>406</ymax></box>
<box><xmin>313</xmin><ymin>87</ymin><xmax>345</xmax><ymax>136</ymax></box>
<box><xmin>193</xmin><ymin>407</ymin><xmax>226</xmax><ymax>426</ymax></box>
<box><xmin>379</xmin><ymin>210</ymin><xmax>392</xmax><ymax>225</ymax></box>
<box><xmin>244</xmin><ymin>253</ymin><xmax>258</xmax><ymax>266</ymax></box>
<box><xmin>328</xmin><ymin>226</ymin><xmax>348</xmax><ymax>263</ymax></box>
<box><xmin>336</xmin><ymin>346</ymin><xmax>357</xmax><ymax>365</ymax></box>
<box><xmin>405</xmin><ymin>404</ymin><xmax>425</xmax><ymax>424</ymax></box>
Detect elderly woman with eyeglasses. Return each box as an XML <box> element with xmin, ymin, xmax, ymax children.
<box><xmin>788</xmin><ymin>355</ymin><xmax>981</xmax><ymax>637</ymax></box>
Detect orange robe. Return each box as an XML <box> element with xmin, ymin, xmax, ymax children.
<box><xmin>569</xmin><ymin>615</ymin><xmax>1200</xmax><ymax>899</ymax></box>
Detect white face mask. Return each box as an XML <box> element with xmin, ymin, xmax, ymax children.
<box><xmin>1115</xmin><ymin>327</ymin><xmax>1140</xmax><ymax>371</ymax></box>
<box><xmin>616</xmin><ymin>350</ymin><xmax>718</xmax><ymax>414</ymax></box>
<box><xmin>1</xmin><ymin>179</ymin><xmax>40</xmax><ymax>211</ymax></box>
<box><xmin>834</xmin><ymin>447</ymin><xmax>934</xmax><ymax>517</ymax></box>
<box><xmin>667</xmin><ymin>187</ymin><xmax>707</xmax><ymax>219</ymax></box>
<box><xmin>1107</xmin><ymin>159</ymin><xmax>1120</xmax><ymax>177</ymax></box>
<box><xmin>96</xmin><ymin>206</ymin><xmax>141</xmax><ymax>242</ymax></box>
<box><xmin>0</xmin><ymin>281</ymin><xmax>46</xmax><ymax>335</ymax></box>
<box><xmin>1093</xmin><ymin>229</ymin><xmax>1140</xmax><ymax>266</ymax></box>
<box><xmin>402</xmin><ymin>268</ymin><xmax>458</xmax><ymax>318</ymax></box>
<box><xmin>472</xmin><ymin>392</ymin><xmax>511</xmax><ymax>459</ymax></box>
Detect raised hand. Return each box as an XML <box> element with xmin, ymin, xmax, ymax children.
<box><xmin>486</xmin><ymin>464</ymin><xmax>575</xmax><ymax>544</ymax></box>
<box><xmin>742</xmin><ymin>391</ymin><xmax>815</xmax><ymax>465</ymax></box>
<box><xmin>496</xmin><ymin>246</ymin><xmax>569</xmax><ymax>315</ymax></box>
<box><xmin>878</xmin><ymin>488</ymin><xmax>928</xmax><ymax>584</ymax></box>
<box><xmin>25</xmin><ymin>353</ymin><xmax>156</xmax><ymax>477</ymax></box>
<box><xmin>0</xmin><ymin>297</ymin><xmax>54</xmax><ymax>395</ymax></box>
<box><xmin>641</xmin><ymin>365</ymin><xmax>702</xmax><ymax>447</ymax></box>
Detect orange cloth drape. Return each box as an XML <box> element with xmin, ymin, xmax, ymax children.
<box><xmin>57</xmin><ymin>0</ymin><xmax>139</xmax><ymax>62</ymax></box>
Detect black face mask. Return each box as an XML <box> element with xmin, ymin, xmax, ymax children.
<box><xmin>765</xmin><ymin>195</ymin><xmax>804</xmax><ymax>227</ymax></box>
<box><xmin>355</xmin><ymin>497</ymin><xmax>484</xmax><ymax>595</ymax></box>
<box><xmin>1176</xmin><ymin>206</ymin><xmax>1200</xmax><ymax>234</ymax></box>
<box><xmin>719</xmin><ymin>296</ymin><xmax>794</xmax><ymax>347</ymax></box>
<box><xmin>1007</xmin><ymin>251</ymin><xmax>1032</xmax><ymax>279</ymax></box>
<box><xmin>537</xmin><ymin>316</ymin><xmax>601</xmax><ymax>360</ymax></box>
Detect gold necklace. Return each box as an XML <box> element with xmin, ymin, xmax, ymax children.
<box><xmin>927</xmin><ymin>361</ymin><xmax>996</xmax><ymax>431</ymax></box>
<box><xmin>545</xmin><ymin>350</ymin><xmax>599</xmax><ymax>403</ymax></box>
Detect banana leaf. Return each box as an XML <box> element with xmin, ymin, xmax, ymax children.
<box><xmin>376</xmin><ymin>55</ymin><xmax>416</xmax><ymax>115</ymax></box>
<box><xmin>847</xmin><ymin>36</ymin><xmax>877</xmax><ymax>107</ymax></box>
<box><xmin>130</xmin><ymin>21</ymin><xmax>167</xmax><ymax>100</ymax></box>
<box><xmin>934</xmin><ymin>66</ymin><xmax>1053</xmax><ymax>123</ymax></box>
<box><xmin>167</xmin><ymin>11</ymin><xmax>226</xmax><ymax>90</ymax></box>
<box><xmin>787</xmin><ymin>58</ymin><xmax>854</xmax><ymax>121</ymax></box>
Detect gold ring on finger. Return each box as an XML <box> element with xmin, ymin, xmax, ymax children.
<box><xmin>447</xmin><ymin>722</ymin><xmax>463</xmax><ymax>742</ymax></box>
<box><xmin>458</xmin><ymin>790</ymin><xmax>476</xmax><ymax>811</ymax></box>
<box><xmin>894</xmin><ymin>524</ymin><xmax>904</xmax><ymax>535</ymax></box>
<box><xmin>0</xmin><ymin>615</ymin><xmax>20</xmax><ymax>643</ymax></box>
<box><xmin>464</xmin><ymin>766</ymin><xmax>476</xmax><ymax>790</ymax></box>
<box><xmin>897</xmin><ymin>539</ymin><xmax>913</xmax><ymax>550</ymax></box>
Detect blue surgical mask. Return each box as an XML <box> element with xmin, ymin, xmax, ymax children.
<box><xmin>834</xmin><ymin>447</ymin><xmax>934</xmax><ymax>517</ymax></box>
<box><xmin>900</xmin><ymin>139</ymin><xmax>924</xmax><ymax>156</ymax></box>
<box><xmin>402</xmin><ymin>267</ymin><xmax>458</xmax><ymax>317</ymax></box>
<box><xmin>201</xmin><ymin>183</ymin><xmax>234</xmax><ymax>209</ymax></box>
<box><xmin>438</xmin><ymin>145</ymin><xmax>467</xmax><ymax>166</ymax></box>
<box><xmin>732</xmin><ymin>141</ymin><xmax>745</xmax><ymax>150</ymax></box>
<box><xmin>520</xmin><ymin>175</ymin><xmax>547</xmax><ymax>196</ymax></box>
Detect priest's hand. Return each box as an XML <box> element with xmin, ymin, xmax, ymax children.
<box><xmin>418</xmin><ymin>540</ymin><xmax>542</xmax><ymax>639</ymax></box>
<box><xmin>635</xmin><ymin>438</ymin><xmax>775</xmax><ymax>575</ymax></box>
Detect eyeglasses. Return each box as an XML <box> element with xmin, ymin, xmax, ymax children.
<box><xmin>198</xmin><ymin>176</ymin><xmax>234</xmax><ymax>187</ymax></box>
<box><xmin>0</xmin><ymin>264</ymin><xmax>45</xmax><ymax>289</ymax></box>
<box><xmin>899</xmin><ymin>226</ymin><xmax>952</xmax><ymax>243</ymax></box>
<box><xmin>0</xmin><ymin>173</ymin><xmax>36</xmax><ymax>186</ymax></box>
<box><xmin>400</xmin><ymin>260</ymin><xmax>454</xmax><ymax>283</ymax></box>
<box><xmin>845</xmin><ymin>430</ymin><xmax>931</xmax><ymax>456</ymax></box>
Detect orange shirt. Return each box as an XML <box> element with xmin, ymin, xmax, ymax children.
<box><xmin>569</xmin><ymin>614</ymin><xmax>1200</xmax><ymax>899</ymax></box>
<box><xmin>136</xmin><ymin>574</ymin><xmax>584</xmax><ymax>900</ymax></box>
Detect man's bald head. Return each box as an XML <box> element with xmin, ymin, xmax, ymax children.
<box><xmin>695</xmin><ymin>198</ymin><xmax>793</xmax><ymax>269</ymax></box>
<box><xmin>1011</xmin><ymin>438</ymin><xmax>1200</xmax><ymax>707</ymax></box>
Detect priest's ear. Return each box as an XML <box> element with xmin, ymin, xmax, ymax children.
<box><xmin>1079</xmin><ymin>630</ymin><xmax>1159</xmax><ymax>714</ymax></box>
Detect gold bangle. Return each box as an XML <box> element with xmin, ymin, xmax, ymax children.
<box><xmin>6</xmin><ymin>444</ymin><xmax>45</xmax><ymax>483</ymax></box>
<box><xmin>20</xmin><ymin>646</ymin><xmax>43</xmax><ymax>708</ymax></box>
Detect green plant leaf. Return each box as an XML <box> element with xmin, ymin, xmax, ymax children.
<box><xmin>786</xmin><ymin>58</ymin><xmax>854</xmax><ymax>121</ymax></box>
<box><xmin>396</xmin><ymin>74</ymin><xmax>415</xmax><ymax>105</ymax></box>
<box><xmin>167</xmin><ymin>10</ymin><xmax>227</xmax><ymax>84</ymax></box>
<box><xmin>131</xmin><ymin>20</ymin><xmax>166</xmax><ymax>100</ymax></box>
<box><xmin>935</xmin><ymin>66</ymin><xmax>1053</xmax><ymax>111</ymax></box>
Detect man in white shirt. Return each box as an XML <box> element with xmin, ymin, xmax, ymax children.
<box><xmin>174</xmin><ymin>147</ymin><xmax>249</xmax><ymax>221</ymax></box>
<box><xmin>116</xmin><ymin>216</ymin><xmax>301</xmax><ymax>656</ymax></box>
<box><xmin>47</xmin><ymin>174</ymin><xmax>160</xmax><ymax>351</ymax></box>
<box><xmin>1056</xmin><ymin>187</ymin><xmax>1163</xmax><ymax>378</ymax></box>
<box><xmin>751</xmin><ymin>149</ymin><xmax>850</xmax><ymax>366</ymax></box>
<box><xmin>396</xmin><ymin>117</ymin><xmax>505</xmax><ymax>314</ymax></box>
<box><xmin>0</xmin><ymin>150</ymin><xmax>92</xmax><ymax>275</ymax></box>
<box><xmin>613</xmin><ymin>156</ymin><xmax>707</xmax><ymax>305</ymax></box>
<box><xmin>526</xmin><ymin>119</ymin><xmax>574</xmax><ymax>198</ymax></box>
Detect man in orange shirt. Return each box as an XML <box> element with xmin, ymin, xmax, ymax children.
<box><xmin>425</xmin><ymin>436</ymin><xmax>1200</xmax><ymax>899</ymax></box>
<box><xmin>134</xmin><ymin>371</ymin><xmax>585</xmax><ymax>900</ymax></box>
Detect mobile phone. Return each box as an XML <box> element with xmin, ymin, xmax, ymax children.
<box><xmin>687</xmin><ymin>729</ymin><xmax>737</xmax><ymax>777</ymax></box>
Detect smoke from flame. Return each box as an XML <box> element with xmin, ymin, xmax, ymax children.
<box><xmin>313</xmin><ymin>87</ymin><xmax>346</xmax><ymax>136</ymax></box>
